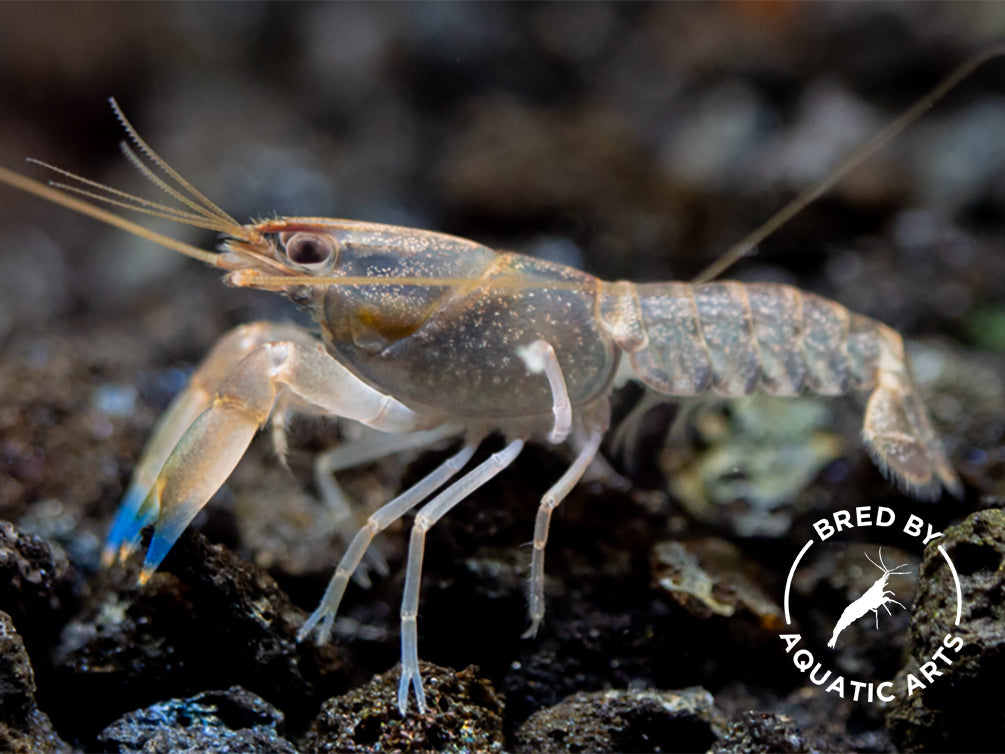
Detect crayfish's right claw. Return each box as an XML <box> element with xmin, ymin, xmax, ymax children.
<box><xmin>107</xmin><ymin>328</ymin><xmax>425</xmax><ymax>587</ymax></box>
<box><xmin>103</xmin><ymin>322</ymin><xmax>316</xmax><ymax>574</ymax></box>
<box><xmin>136</xmin><ymin>380</ymin><xmax>267</xmax><ymax>581</ymax></box>
<box><xmin>102</xmin><ymin>381</ymin><xmax>213</xmax><ymax>568</ymax></box>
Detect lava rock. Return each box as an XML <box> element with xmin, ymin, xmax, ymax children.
<box><xmin>0</xmin><ymin>519</ymin><xmax>77</xmax><ymax>644</ymax></box>
<box><xmin>51</xmin><ymin>529</ymin><xmax>346</xmax><ymax>740</ymax></box>
<box><xmin>302</xmin><ymin>661</ymin><xmax>504</xmax><ymax>753</ymax></box>
<box><xmin>886</xmin><ymin>509</ymin><xmax>1005</xmax><ymax>751</ymax></box>
<box><xmin>95</xmin><ymin>685</ymin><xmax>296</xmax><ymax>753</ymax></box>
<box><xmin>712</xmin><ymin>711</ymin><xmax>809</xmax><ymax>754</ymax></box>
<box><xmin>0</xmin><ymin>611</ymin><xmax>71</xmax><ymax>754</ymax></box>
<box><xmin>514</xmin><ymin>686</ymin><xmax>725</xmax><ymax>753</ymax></box>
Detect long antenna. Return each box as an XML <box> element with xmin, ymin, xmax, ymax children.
<box><xmin>691</xmin><ymin>45</ymin><xmax>1005</xmax><ymax>284</ymax></box>
<box><xmin>0</xmin><ymin>165</ymin><xmax>221</xmax><ymax>266</ymax></box>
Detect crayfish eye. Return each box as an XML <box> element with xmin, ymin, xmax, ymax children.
<box><xmin>284</xmin><ymin>232</ymin><xmax>337</xmax><ymax>269</ymax></box>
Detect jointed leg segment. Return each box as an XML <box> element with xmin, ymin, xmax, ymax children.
<box><xmin>313</xmin><ymin>424</ymin><xmax>463</xmax><ymax>586</ymax></box>
<box><xmin>398</xmin><ymin>438</ymin><xmax>525</xmax><ymax>714</ymax></box>
<box><xmin>517</xmin><ymin>340</ymin><xmax>572</xmax><ymax>444</ymax></box>
<box><xmin>298</xmin><ymin>435</ymin><xmax>480</xmax><ymax>643</ymax></box>
<box><xmin>516</xmin><ymin>340</ymin><xmax>609</xmax><ymax>637</ymax></box>
<box><xmin>523</xmin><ymin>427</ymin><xmax>604</xmax><ymax>638</ymax></box>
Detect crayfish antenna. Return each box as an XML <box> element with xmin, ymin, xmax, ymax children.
<box><xmin>692</xmin><ymin>44</ymin><xmax>1005</xmax><ymax>283</ymax></box>
<box><xmin>0</xmin><ymin>164</ymin><xmax>221</xmax><ymax>266</ymax></box>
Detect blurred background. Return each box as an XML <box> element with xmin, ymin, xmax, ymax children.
<box><xmin>1</xmin><ymin>3</ymin><xmax>1004</xmax><ymax>751</ymax></box>
<box><xmin>2</xmin><ymin>3</ymin><xmax>1004</xmax><ymax>334</ymax></box>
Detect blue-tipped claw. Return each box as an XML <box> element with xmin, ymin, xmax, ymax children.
<box><xmin>138</xmin><ymin>493</ymin><xmax>208</xmax><ymax>584</ymax></box>
<box><xmin>139</xmin><ymin>517</ymin><xmax>187</xmax><ymax>583</ymax></box>
<box><xmin>102</xmin><ymin>482</ymin><xmax>158</xmax><ymax>567</ymax></box>
<box><xmin>105</xmin><ymin>481</ymin><xmax>201</xmax><ymax>586</ymax></box>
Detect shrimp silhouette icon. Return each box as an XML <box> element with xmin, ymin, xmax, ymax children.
<box><xmin>828</xmin><ymin>549</ymin><xmax>911</xmax><ymax>649</ymax></box>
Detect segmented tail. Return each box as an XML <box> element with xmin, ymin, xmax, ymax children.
<box><xmin>598</xmin><ymin>280</ymin><xmax>961</xmax><ymax>499</ymax></box>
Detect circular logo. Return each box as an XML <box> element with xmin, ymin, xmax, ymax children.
<box><xmin>779</xmin><ymin>505</ymin><xmax>965</xmax><ymax>703</ymax></box>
